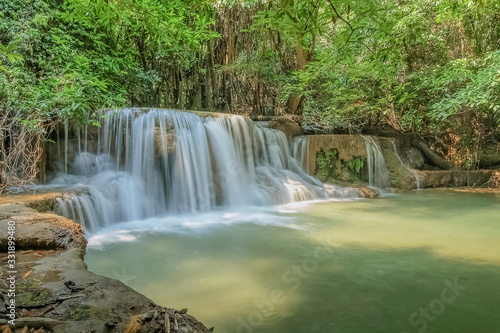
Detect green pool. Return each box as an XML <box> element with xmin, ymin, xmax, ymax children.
<box><xmin>85</xmin><ymin>189</ymin><xmax>500</xmax><ymax>333</ymax></box>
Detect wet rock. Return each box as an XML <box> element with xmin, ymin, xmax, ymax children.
<box><xmin>418</xmin><ymin>170</ymin><xmax>494</xmax><ymax>187</ymax></box>
<box><xmin>405</xmin><ymin>147</ymin><xmax>425</xmax><ymax>169</ymax></box>
<box><xmin>154</xmin><ymin>124</ymin><xmax>176</xmax><ymax>157</ymax></box>
<box><xmin>267</xmin><ymin>117</ymin><xmax>302</xmax><ymax>142</ymax></box>
<box><xmin>301</xmin><ymin>135</ymin><xmax>369</xmax><ymax>185</ymax></box>
<box><xmin>377</xmin><ymin>138</ymin><xmax>418</xmax><ymax>191</ymax></box>
<box><xmin>356</xmin><ymin>187</ymin><xmax>380</xmax><ymax>198</ymax></box>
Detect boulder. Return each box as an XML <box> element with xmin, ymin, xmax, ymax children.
<box><xmin>405</xmin><ymin>147</ymin><xmax>425</xmax><ymax>169</ymax></box>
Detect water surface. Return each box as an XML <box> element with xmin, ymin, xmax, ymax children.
<box><xmin>86</xmin><ymin>189</ymin><xmax>500</xmax><ymax>333</ymax></box>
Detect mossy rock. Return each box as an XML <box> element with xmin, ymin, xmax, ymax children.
<box><xmin>64</xmin><ymin>304</ymin><xmax>110</xmax><ymax>321</ymax></box>
<box><xmin>17</xmin><ymin>288</ymin><xmax>54</xmax><ymax>307</ymax></box>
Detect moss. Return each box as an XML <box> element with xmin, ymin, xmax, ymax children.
<box><xmin>347</xmin><ymin>169</ymin><xmax>361</xmax><ymax>182</ymax></box>
<box><xmin>315</xmin><ymin>149</ymin><xmax>339</xmax><ymax>181</ymax></box>
<box><xmin>17</xmin><ymin>289</ymin><xmax>53</xmax><ymax>307</ymax></box>
<box><xmin>316</xmin><ymin>149</ymin><xmax>369</xmax><ymax>184</ymax></box>
<box><xmin>65</xmin><ymin>304</ymin><xmax>110</xmax><ymax>321</ymax></box>
<box><xmin>26</xmin><ymin>197</ymin><xmax>59</xmax><ymax>212</ymax></box>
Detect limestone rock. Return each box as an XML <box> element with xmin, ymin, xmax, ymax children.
<box><xmin>405</xmin><ymin>147</ymin><xmax>425</xmax><ymax>169</ymax></box>
<box><xmin>356</xmin><ymin>187</ymin><xmax>380</xmax><ymax>198</ymax></box>
<box><xmin>266</xmin><ymin>117</ymin><xmax>303</xmax><ymax>142</ymax></box>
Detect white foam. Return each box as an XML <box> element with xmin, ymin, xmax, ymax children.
<box><xmin>87</xmin><ymin>206</ymin><xmax>304</xmax><ymax>249</ymax></box>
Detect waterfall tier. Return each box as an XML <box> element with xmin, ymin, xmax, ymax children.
<box><xmin>291</xmin><ymin>134</ymin><xmax>422</xmax><ymax>190</ymax></box>
<box><xmin>56</xmin><ymin>109</ymin><xmax>357</xmax><ymax>231</ymax></box>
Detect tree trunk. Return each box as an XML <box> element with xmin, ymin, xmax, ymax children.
<box><xmin>286</xmin><ymin>44</ymin><xmax>309</xmax><ymax>116</ymax></box>
<box><xmin>412</xmin><ymin>139</ymin><xmax>457</xmax><ymax>170</ymax></box>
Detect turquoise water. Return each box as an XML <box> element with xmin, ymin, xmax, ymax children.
<box><xmin>85</xmin><ymin>189</ymin><xmax>500</xmax><ymax>332</ymax></box>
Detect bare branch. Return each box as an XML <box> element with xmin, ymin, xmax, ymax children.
<box><xmin>0</xmin><ymin>111</ymin><xmax>54</xmax><ymax>193</ymax></box>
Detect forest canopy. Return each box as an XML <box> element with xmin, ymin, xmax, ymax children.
<box><xmin>0</xmin><ymin>0</ymin><xmax>499</xmax><ymax>171</ymax></box>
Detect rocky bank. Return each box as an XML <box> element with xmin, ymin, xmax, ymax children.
<box><xmin>0</xmin><ymin>193</ymin><xmax>213</xmax><ymax>333</ymax></box>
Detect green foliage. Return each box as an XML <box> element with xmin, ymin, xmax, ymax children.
<box><xmin>348</xmin><ymin>158</ymin><xmax>364</xmax><ymax>173</ymax></box>
<box><xmin>0</xmin><ymin>42</ymin><xmax>24</xmax><ymax>71</ymax></box>
<box><xmin>316</xmin><ymin>149</ymin><xmax>338</xmax><ymax>171</ymax></box>
<box><xmin>0</xmin><ymin>0</ymin><xmax>217</xmax><ymax>126</ymax></box>
<box><xmin>427</xmin><ymin>51</ymin><xmax>500</xmax><ymax>123</ymax></box>
<box><xmin>249</xmin><ymin>0</ymin><xmax>499</xmax><ymax>167</ymax></box>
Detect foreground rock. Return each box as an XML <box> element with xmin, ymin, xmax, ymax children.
<box><xmin>355</xmin><ymin>186</ymin><xmax>380</xmax><ymax>198</ymax></box>
<box><xmin>0</xmin><ymin>193</ymin><xmax>213</xmax><ymax>333</ymax></box>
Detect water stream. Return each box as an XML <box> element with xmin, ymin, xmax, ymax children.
<box><xmin>363</xmin><ymin>136</ymin><xmax>391</xmax><ymax>189</ymax></box>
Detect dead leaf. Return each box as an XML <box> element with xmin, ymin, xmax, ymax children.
<box><xmin>34</xmin><ymin>251</ymin><xmax>44</xmax><ymax>257</ymax></box>
<box><xmin>30</xmin><ymin>328</ymin><xmax>46</xmax><ymax>333</ymax></box>
<box><xmin>20</xmin><ymin>326</ymin><xmax>29</xmax><ymax>333</ymax></box>
<box><xmin>20</xmin><ymin>309</ymin><xmax>36</xmax><ymax>317</ymax></box>
<box><xmin>0</xmin><ymin>325</ymin><xmax>13</xmax><ymax>333</ymax></box>
<box><xmin>123</xmin><ymin>315</ymin><xmax>143</xmax><ymax>333</ymax></box>
<box><xmin>22</xmin><ymin>270</ymin><xmax>33</xmax><ymax>279</ymax></box>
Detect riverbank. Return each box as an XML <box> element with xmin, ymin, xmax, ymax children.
<box><xmin>0</xmin><ymin>193</ymin><xmax>213</xmax><ymax>333</ymax></box>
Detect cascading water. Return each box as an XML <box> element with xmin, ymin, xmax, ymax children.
<box><xmin>292</xmin><ymin>135</ymin><xmax>392</xmax><ymax>189</ymax></box>
<box><xmin>390</xmin><ymin>142</ymin><xmax>421</xmax><ymax>189</ymax></box>
<box><xmin>291</xmin><ymin>136</ymin><xmax>310</xmax><ymax>173</ymax></box>
<box><xmin>55</xmin><ymin>109</ymin><xmax>358</xmax><ymax>231</ymax></box>
<box><xmin>362</xmin><ymin>136</ymin><xmax>391</xmax><ymax>188</ymax></box>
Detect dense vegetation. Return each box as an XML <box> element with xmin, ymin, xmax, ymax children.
<box><xmin>1</xmin><ymin>0</ymin><xmax>499</xmax><ymax>189</ymax></box>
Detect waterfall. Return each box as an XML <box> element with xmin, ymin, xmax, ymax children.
<box><xmin>362</xmin><ymin>136</ymin><xmax>391</xmax><ymax>188</ymax></box>
<box><xmin>390</xmin><ymin>142</ymin><xmax>421</xmax><ymax>189</ymax></box>
<box><xmin>55</xmin><ymin>109</ymin><xmax>358</xmax><ymax>231</ymax></box>
<box><xmin>291</xmin><ymin>136</ymin><xmax>310</xmax><ymax>173</ymax></box>
<box><xmin>293</xmin><ymin>135</ymin><xmax>391</xmax><ymax>188</ymax></box>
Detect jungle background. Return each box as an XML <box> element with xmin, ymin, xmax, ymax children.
<box><xmin>1</xmin><ymin>0</ymin><xmax>499</xmax><ymax>190</ymax></box>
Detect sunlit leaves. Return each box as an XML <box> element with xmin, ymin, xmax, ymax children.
<box><xmin>0</xmin><ymin>42</ymin><xmax>24</xmax><ymax>71</ymax></box>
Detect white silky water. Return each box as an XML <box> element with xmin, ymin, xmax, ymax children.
<box><xmin>54</xmin><ymin>109</ymin><xmax>358</xmax><ymax>231</ymax></box>
<box><xmin>363</xmin><ymin>136</ymin><xmax>391</xmax><ymax>188</ymax></box>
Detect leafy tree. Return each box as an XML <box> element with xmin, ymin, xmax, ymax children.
<box><xmin>1</xmin><ymin>0</ymin><xmax>500</xmax><ymax>187</ymax></box>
